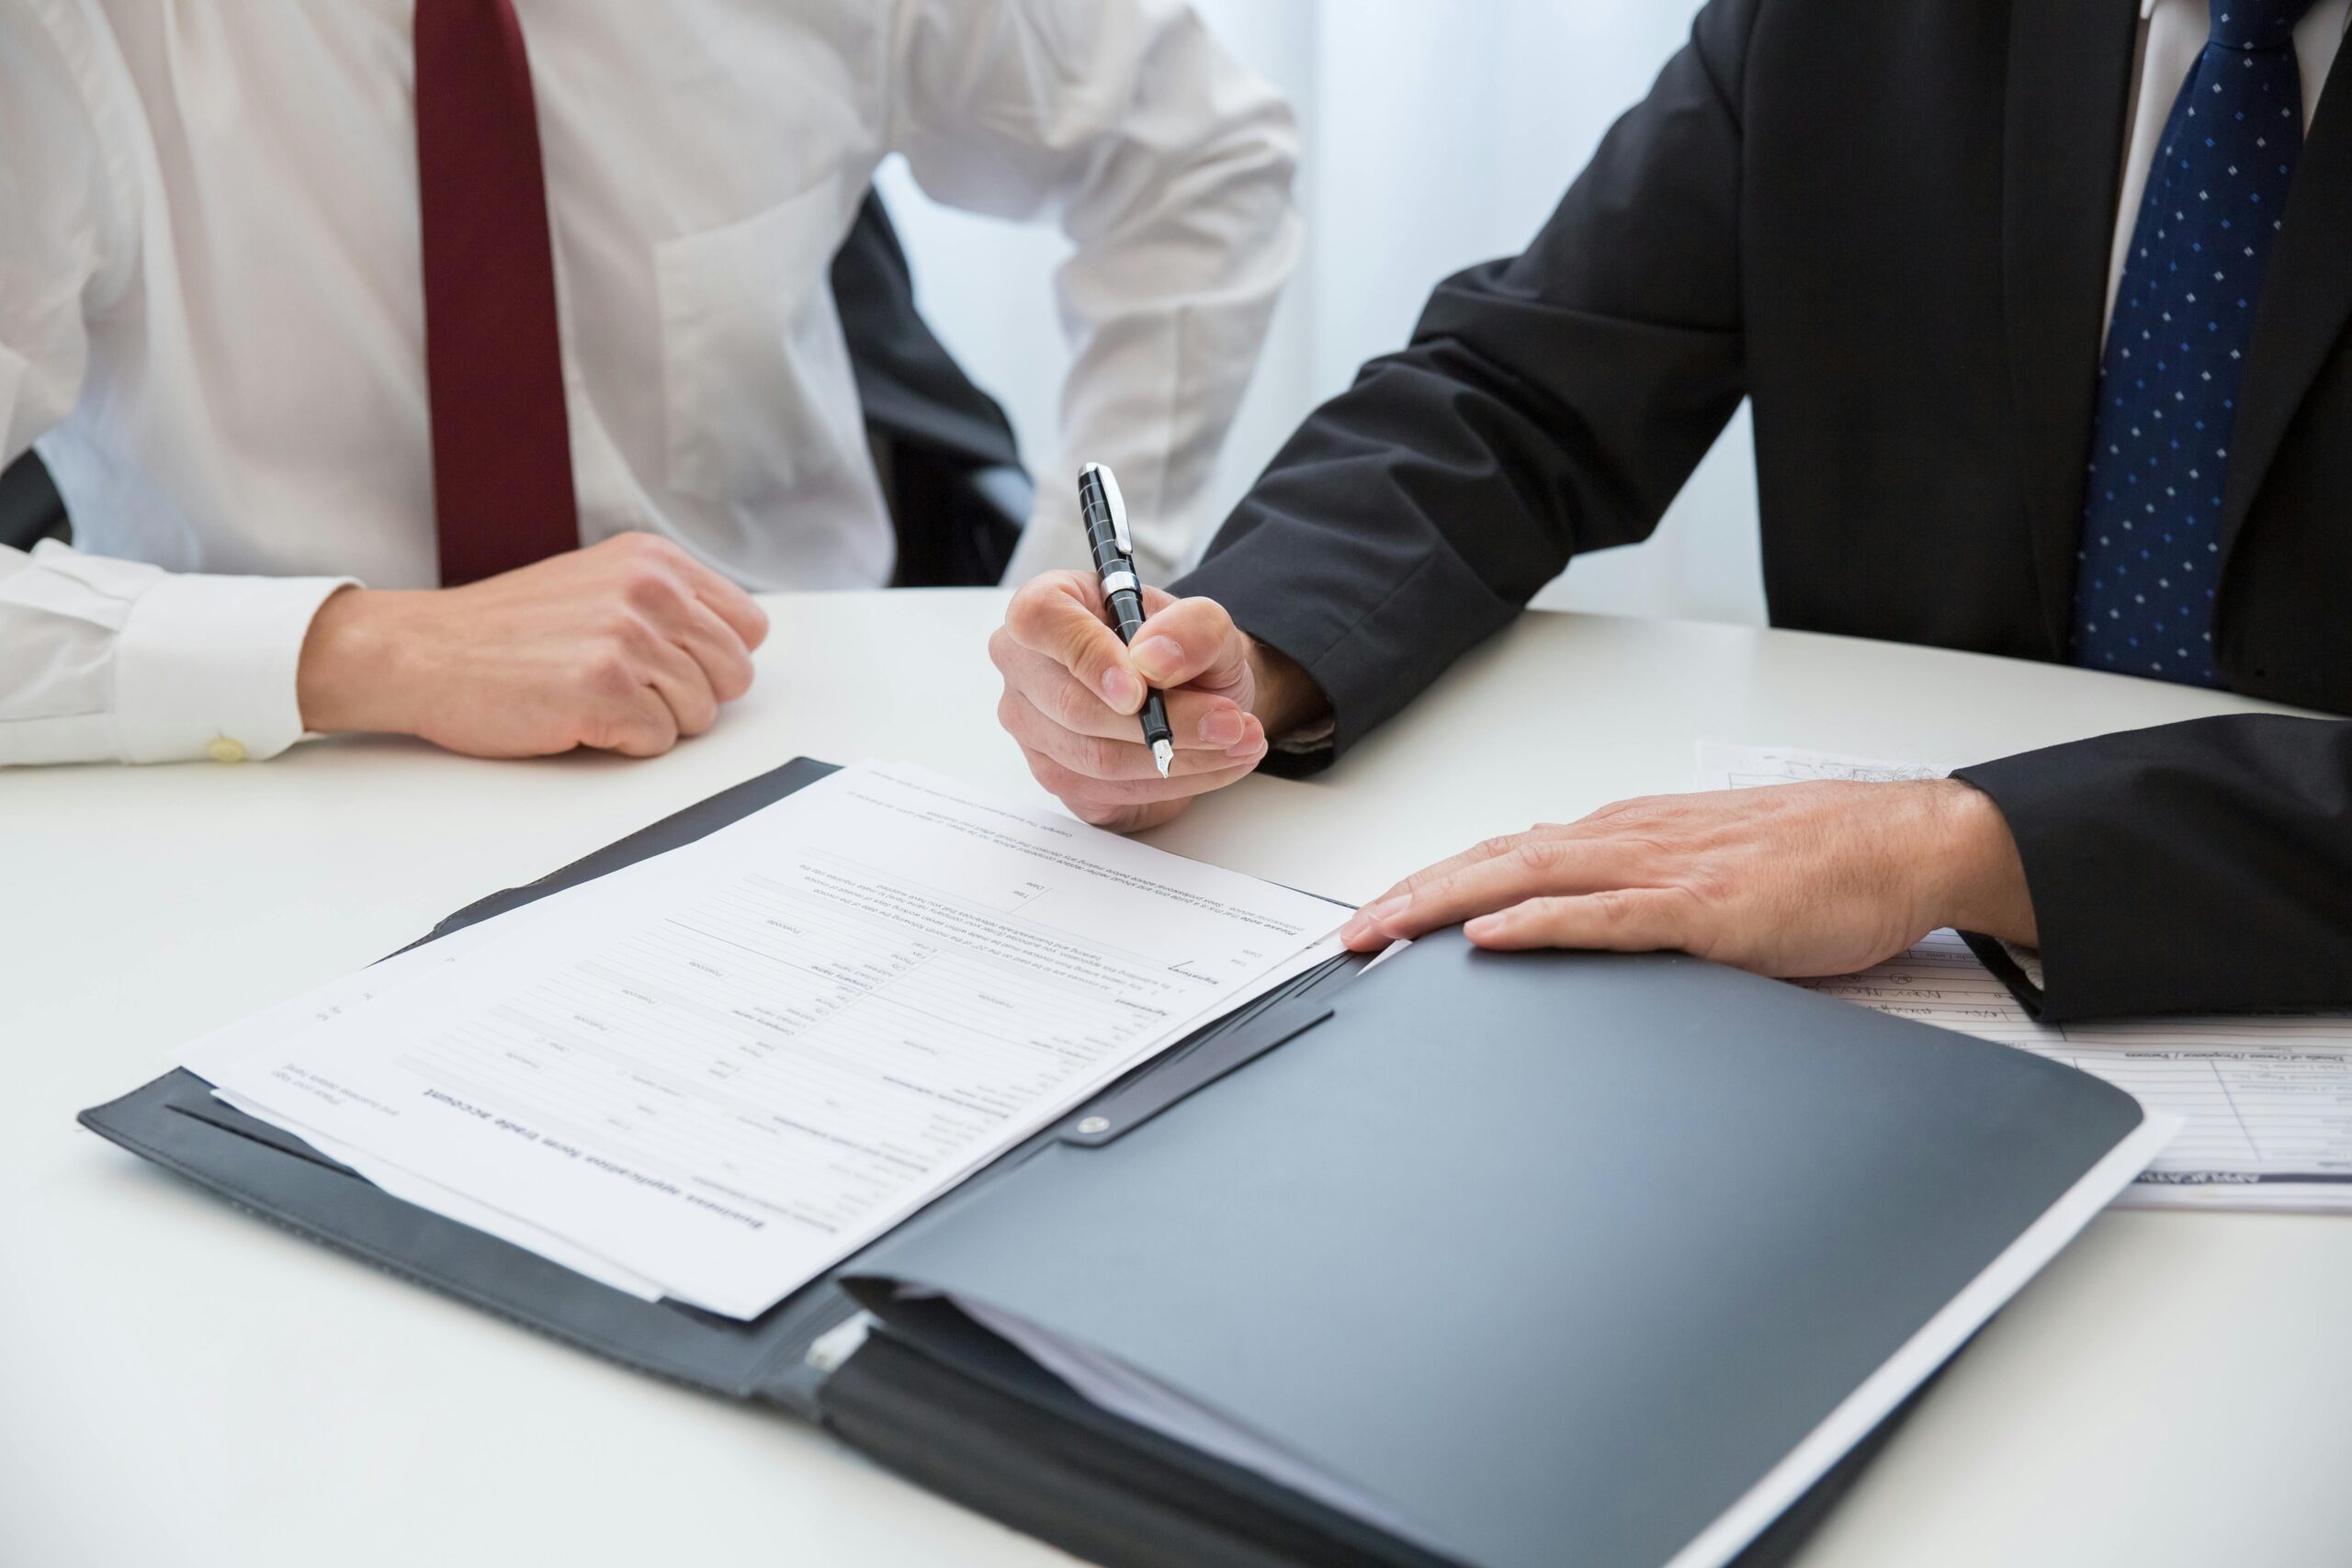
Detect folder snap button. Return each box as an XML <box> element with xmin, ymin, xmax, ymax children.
<box><xmin>207</xmin><ymin>737</ymin><xmax>247</xmax><ymax>764</ymax></box>
<box><xmin>1077</xmin><ymin>1116</ymin><xmax>1111</xmax><ymax>1135</ymax></box>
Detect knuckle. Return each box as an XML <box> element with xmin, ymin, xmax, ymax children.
<box><xmin>1069</xmin><ymin>795</ymin><xmax>1132</xmax><ymax>829</ymax></box>
<box><xmin>585</xmin><ymin>651</ymin><xmax>638</xmax><ymax>699</ymax></box>
<box><xmin>1045</xmin><ymin>676</ymin><xmax>1097</xmax><ymax>731</ymax></box>
<box><xmin>1027</xmin><ymin>754</ymin><xmax>1108</xmax><ymax>818</ymax></box>
<box><xmin>711</xmin><ymin>659</ymin><xmax>754</xmax><ymax>704</ymax></box>
<box><xmin>599</xmin><ymin>608</ymin><xmax>656</xmax><ymax>653</ymax></box>
<box><xmin>1058</xmin><ymin>625</ymin><xmax>1113</xmax><ymax>682</ymax></box>
<box><xmin>1069</xmin><ymin>731</ymin><xmax>1125</xmax><ymax>780</ymax></box>
<box><xmin>1005</xmin><ymin>578</ymin><xmax>1057</xmax><ymax>637</ymax></box>
<box><xmin>622</xmin><ymin>567</ymin><xmax>684</xmax><ymax>616</ymax></box>
<box><xmin>1510</xmin><ymin>839</ymin><xmax>1564</xmax><ymax>876</ymax></box>
<box><xmin>1683</xmin><ymin>859</ymin><xmax>1737</xmax><ymax>905</ymax></box>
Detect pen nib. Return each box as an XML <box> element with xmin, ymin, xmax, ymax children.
<box><xmin>1151</xmin><ymin>739</ymin><xmax>1174</xmax><ymax>780</ymax></box>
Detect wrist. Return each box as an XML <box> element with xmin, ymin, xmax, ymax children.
<box><xmin>1242</xmin><ymin>636</ymin><xmax>1329</xmax><ymax>742</ymax></box>
<box><xmin>1916</xmin><ymin>778</ymin><xmax>2039</xmax><ymax>944</ymax></box>
<box><xmin>297</xmin><ymin>587</ymin><xmax>426</xmax><ymax>735</ymax></box>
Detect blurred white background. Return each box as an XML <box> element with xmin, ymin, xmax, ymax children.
<box><xmin>878</xmin><ymin>0</ymin><xmax>1766</xmax><ymax>625</ymax></box>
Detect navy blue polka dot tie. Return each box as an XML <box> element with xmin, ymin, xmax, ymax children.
<box><xmin>2071</xmin><ymin>0</ymin><xmax>2318</xmax><ymax>685</ymax></box>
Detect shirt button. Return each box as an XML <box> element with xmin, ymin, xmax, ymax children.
<box><xmin>206</xmin><ymin>737</ymin><xmax>247</xmax><ymax>764</ymax></box>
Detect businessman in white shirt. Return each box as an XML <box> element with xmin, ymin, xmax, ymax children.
<box><xmin>0</xmin><ymin>0</ymin><xmax>1298</xmax><ymax>766</ymax></box>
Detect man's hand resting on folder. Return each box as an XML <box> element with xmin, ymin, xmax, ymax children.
<box><xmin>989</xmin><ymin>570</ymin><xmax>1327</xmax><ymax>831</ymax></box>
<box><xmin>297</xmin><ymin>533</ymin><xmax>769</xmax><ymax>758</ymax></box>
<box><xmin>1338</xmin><ymin>780</ymin><xmax>2040</xmax><ymax>976</ymax></box>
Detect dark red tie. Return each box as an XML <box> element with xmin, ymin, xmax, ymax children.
<box><xmin>414</xmin><ymin>0</ymin><xmax>579</xmax><ymax>585</ymax></box>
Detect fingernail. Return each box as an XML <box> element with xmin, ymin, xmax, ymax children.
<box><xmin>1199</xmin><ymin>708</ymin><xmax>1244</xmax><ymax>747</ymax></box>
<box><xmin>1341</xmin><ymin>895</ymin><xmax>1409</xmax><ymax>947</ymax></box>
<box><xmin>1131</xmin><ymin>637</ymin><xmax>1184</xmax><ymax>683</ymax></box>
<box><xmin>1099</xmin><ymin>667</ymin><xmax>1141</xmax><ymax>708</ymax></box>
<box><xmin>1227</xmin><ymin>738</ymin><xmax>1265</xmax><ymax>761</ymax></box>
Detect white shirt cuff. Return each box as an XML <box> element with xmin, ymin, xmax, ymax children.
<box><xmin>112</xmin><ymin>570</ymin><xmax>354</xmax><ymax>762</ymax></box>
<box><xmin>1996</xmin><ymin>939</ymin><xmax>2048</xmax><ymax>994</ymax></box>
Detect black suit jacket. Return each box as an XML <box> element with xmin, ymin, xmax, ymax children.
<box><xmin>1175</xmin><ymin>0</ymin><xmax>2352</xmax><ymax>1021</ymax></box>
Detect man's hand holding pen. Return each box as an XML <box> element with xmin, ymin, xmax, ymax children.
<box><xmin>988</xmin><ymin>570</ymin><xmax>1322</xmax><ymax>832</ymax></box>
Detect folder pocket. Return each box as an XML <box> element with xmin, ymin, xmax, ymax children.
<box><xmin>842</xmin><ymin>933</ymin><xmax>2149</xmax><ymax>1568</ymax></box>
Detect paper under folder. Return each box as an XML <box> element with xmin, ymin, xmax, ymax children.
<box><xmin>80</xmin><ymin>758</ymin><xmax>2165</xmax><ymax>1568</ymax></box>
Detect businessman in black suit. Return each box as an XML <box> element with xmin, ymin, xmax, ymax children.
<box><xmin>989</xmin><ymin>0</ymin><xmax>2352</xmax><ymax>1021</ymax></box>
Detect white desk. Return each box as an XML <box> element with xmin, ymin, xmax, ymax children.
<box><xmin>4</xmin><ymin>592</ymin><xmax>2347</xmax><ymax>1568</ymax></box>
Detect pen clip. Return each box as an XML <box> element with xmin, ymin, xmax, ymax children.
<box><xmin>1085</xmin><ymin>463</ymin><xmax>1133</xmax><ymax>558</ymax></box>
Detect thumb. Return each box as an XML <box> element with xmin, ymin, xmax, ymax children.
<box><xmin>1127</xmin><ymin>596</ymin><xmax>1248</xmax><ymax>694</ymax></box>
<box><xmin>1004</xmin><ymin>570</ymin><xmax>1148</xmax><ymax>712</ymax></box>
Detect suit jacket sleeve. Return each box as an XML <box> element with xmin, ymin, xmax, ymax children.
<box><xmin>1171</xmin><ymin>0</ymin><xmax>1757</xmax><ymax>764</ymax></box>
<box><xmin>1954</xmin><ymin>716</ymin><xmax>2352</xmax><ymax>1020</ymax></box>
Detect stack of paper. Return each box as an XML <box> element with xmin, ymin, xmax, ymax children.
<box><xmin>1701</xmin><ymin>742</ymin><xmax>2352</xmax><ymax>1211</ymax></box>
<box><xmin>179</xmin><ymin>763</ymin><xmax>1346</xmax><ymax>1317</ymax></box>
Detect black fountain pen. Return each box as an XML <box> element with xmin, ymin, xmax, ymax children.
<box><xmin>1078</xmin><ymin>462</ymin><xmax>1175</xmax><ymax>779</ymax></box>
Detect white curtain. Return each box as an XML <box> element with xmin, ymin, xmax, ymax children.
<box><xmin>876</xmin><ymin>0</ymin><xmax>1765</xmax><ymax>626</ymax></box>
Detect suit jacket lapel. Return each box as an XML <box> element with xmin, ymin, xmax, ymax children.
<box><xmin>2218</xmin><ymin>44</ymin><xmax>2352</xmax><ymax>568</ymax></box>
<box><xmin>2001</xmin><ymin>0</ymin><xmax>2140</xmax><ymax>655</ymax></box>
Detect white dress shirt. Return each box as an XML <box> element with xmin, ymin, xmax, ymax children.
<box><xmin>0</xmin><ymin>0</ymin><xmax>1299</xmax><ymax>765</ymax></box>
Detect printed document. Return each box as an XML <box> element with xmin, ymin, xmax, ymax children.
<box><xmin>206</xmin><ymin>763</ymin><xmax>1344</xmax><ymax>1315</ymax></box>
<box><xmin>1699</xmin><ymin>742</ymin><xmax>2352</xmax><ymax>1210</ymax></box>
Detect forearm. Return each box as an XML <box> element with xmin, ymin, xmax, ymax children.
<box><xmin>1173</xmin><ymin>8</ymin><xmax>1752</xmax><ymax>765</ymax></box>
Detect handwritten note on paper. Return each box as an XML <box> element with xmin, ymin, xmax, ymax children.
<box><xmin>1699</xmin><ymin>742</ymin><xmax>2352</xmax><ymax>1210</ymax></box>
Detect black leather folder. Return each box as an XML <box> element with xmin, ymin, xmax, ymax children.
<box><xmin>81</xmin><ymin>758</ymin><xmax>2150</xmax><ymax>1568</ymax></box>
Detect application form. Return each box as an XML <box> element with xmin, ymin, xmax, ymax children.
<box><xmin>209</xmin><ymin>763</ymin><xmax>1345</xmax><ymax>1315</ymax></box>
<box><xmin>1699</xmin><ymin>742</ymin><xmax>2352</xmax><ymax>1210</ymax></box>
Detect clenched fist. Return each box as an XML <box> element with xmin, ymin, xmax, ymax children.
<box><xmin>989</xmin><ymin>570</ymin><xmax>1324</xmax><ymax>832</ymax></box>
<box><xmin>297</xmin><ymin>532</ymin><xmax>768</xmax><ymax>758</ymax></box>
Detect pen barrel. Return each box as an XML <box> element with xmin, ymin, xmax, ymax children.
<box><xmin>1106</xmin><ymin>585</ymin><xmax>1148</xmax><ymax>645</ymax></box>
<box><xmin>1138</xmin><ymin>688</ymin><xmax>1172</xmax><ymax>749</ymax></box>
<box><xmin>1084</xmin><ymin>518</ymin><xmax>1125</xmax><ymax>579</ymax></box>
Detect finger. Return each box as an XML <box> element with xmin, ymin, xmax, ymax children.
<box><xmin>587</xmin><ymin>684</ymin><xmax>681</xmax><ymax>758</ymax></box>
<box><xmin>1339</xmin><ymin>836</ymin><xmax>1635</xmax><ymax>950</ymax></box>
<box><xmin>1355</xmin><ymin>820</ymin><xmax>1611</xmax><ymax>913</ymax></box>
<box><xmin>669</xmin><ymin>596</ymin><xmax>759</xmax><ymax>705</ymax></box>
<box><xmin>631</xmin><ymin>536</ymin><xmax>769</xmax><ymax>652</ymax></box>
<box><xmin>678</xmin><ymin>558</ymin><xmax>769</xmax><ymax>651</ymax></box>
<box><xmin>1126</xmin><ymin>597</ymin><xmax>1247</xmax><ymax>692</ymax></box>
<box><xmin>1024</xmin><ymin>750</ymin><xmax>1265</xmax><ymax>814</ymax></box>
<box><xmin>1464</xmin><ymin>888</ymin><xmax>1700</xmax><ymax>955</ymax></box>
<box><xmin>993</xmin><ymin>635</ymin><xmax>1251</xmax><ymax>750</ymax></box>
<box><xmin>639</xmin><ymin>634</ymin><xmax>720</xmax><ymax>739</ymax></box>
<box><xmin>1001</xmin><ymin>691</ymin><xmax>1266</xmax><ymax>782</ymax></box>
<box><xmin>1004</xmin><ymin>574</ymin><xmax>1148</xmax><ymax>713</ymax></box>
